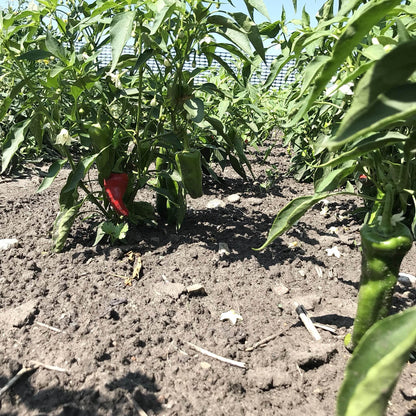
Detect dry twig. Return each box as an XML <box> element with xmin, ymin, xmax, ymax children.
<box><xmin>245</xmin><ymin>334</ymin><xmax>279</xmax><ymax>352</ymax></box>
<box><xmin>29</xmin><ymin>360</ymin><xmax>69</xmax><ymax>373</ymax></box>
<box><xmin>294</xmin><ymin>302</ymin><xmax>321</xmax><ymax>341</ymax></box>
<box><xmin>186</xmin><ymin>342</ymin><xmax>246</xmax><ymax>369</ymax></box>
<box><xmin>0</xmin><ymin>364</ymin><xmax>39</xmax><ymax>397</ymax></box>
<box><xmin>35</xmin><ymin>321</ymin><xmax>64</xmax><ymax>333</ymax></box>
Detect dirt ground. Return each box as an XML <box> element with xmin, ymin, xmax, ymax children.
<box><xmin>0</xmin><ymin>138</ymin><xmax>415</xmax><ymax>416</ymax></box>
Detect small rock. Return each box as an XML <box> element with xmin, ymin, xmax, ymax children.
<box><xmin>0</xmin><ymin>238</ymin><xmax>19</xmax><ymax>251</ymax></box>
<box><xmin>200</xmin><ymin>361</ymin><xmax>211</xmax><ymax>370</ymax></box>
<box><xmin>154</xmin><ymin>282</ymin><xmax>186</xmax><ymax>299</ymax></box>
<box><xmin>227</xmin><ymin>194</ymin><xmax>240</xmax><ymax>203</ymax></box>
<box><xmin>0</xmin><ymin>299</ymin><xmax>39</xmax><ymax>328</ymax></box>
<box><xmin>206</xmin><ymin>199</ymin><xmax>225</xmax><ymax>209</ymax></box>
<box><xmin>398</xmin><ymin>273</ymin><xmax>416</xmax><ymax>287</ymax></box>
<box><xmin>273</xmin><ymin>283</ymin><xmax>289</xmax><ymax>296</ymax></box>
<box><xmin>247</xmin><ymin>197</ymin><xmax>263</xmax><ymax>206</ymax></box>
<box><xmin>186</xmin><ymin>284</ymin><xmax>207</xmax><ymax>297</ymax></box>
<box><xmin>218</xmin><ymin>242</ymin><xmax>230</xmax><ymax>256</ymax></box>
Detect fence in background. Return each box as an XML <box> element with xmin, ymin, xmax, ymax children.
<box><xmin>81</xmin><ymin>42</ymin><xmax>295</xmax><ymax>89</ymax></box>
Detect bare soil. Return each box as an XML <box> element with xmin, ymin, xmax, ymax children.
<box><xmin>1</xmin><ymin>139</ymin><xmax>415</xmax><ymax>416</ymax></box>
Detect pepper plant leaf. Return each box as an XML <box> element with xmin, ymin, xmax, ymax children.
<box><xmin>52</xmin><ymin>203</ymin><xmax>82</xmax><ymax>252</ymax></box>
<box><xmin>1</xmin><ymin>118</ymin><xmax>31</xmax><ymax>174</ymax></box>
<box><xmin>289</xmin><ymin>0</ymin><xmax>402</xmax><ymax>125</ymax></box>
<box><xmin>184</xmin><ymin>97</ymin><xmax>204</xmax><ymax>123</ymax></box>
<box><xmin>37</xmin><ymin>159</ymin><xmax>68</xmax><ymax>193</ymax></box>
<box><xmin>331</xmin><ymin>39</ymin><xmax>416</xmax><ymax>148</ymax></box>
<box><xmin>255</xmin><ymin>193</ymin><xmax>337</xmax><ymax>250</ymax></box>
<box><xmin>327</xmin><ymin>83</ymin><xmax>416</xmax><ymax>151</ymax></box>
<box><xmin>109</xmin><ymin>10</ymin><xmax>136</xmax><ymax>72</ymax></box>
<box><xmin>242</xmin><ymin>0</ymin><xmax>270</xmax><ymax>21</ymax></box>
<box><xmin>314</xmin><ymin>160</ymin><xmax>356</xmax><ymax>193</ymax></box>
<box><xmin>319</xmin><ymin>131</ymin><xmax>408</xmax><ymax>168</ymax></box>
<box><xmin>337</xmin><ymin>307</ymin><xmax>416</xmax><ymax>416</ymax></box>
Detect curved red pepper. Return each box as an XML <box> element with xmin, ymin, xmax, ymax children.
<box><xmin>103</xmin><ymin>173</ymin><xmax>129</xmax><ymax>216</ymax></box>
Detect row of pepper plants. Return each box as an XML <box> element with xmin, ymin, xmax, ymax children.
<box><xmin>0</xmin><ymin>0</ymin><xmax>274</xmax><ymax>250</ymax></box>
<box><xmin>259</xmin><ymin>0</ymin><xmax>416</xmax><ymax>414</ymax></box>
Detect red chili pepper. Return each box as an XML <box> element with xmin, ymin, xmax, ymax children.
<box><xmin>103</xmin><ymin>173</ymin><xmax>129</xmax><ymax>216</ymax></box>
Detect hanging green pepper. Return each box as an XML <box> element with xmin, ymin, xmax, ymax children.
<box><xmin>88</xmin><ymin>123</ymin><xmax>114</xmax><ymax>179</ymax></box>
<box><xmin>348</xmin><ymin>221</ymin><xmax>413</xmax><ymax>350</ymax></box>
<box><xmin>155</xmin><ymin>154</ymin><xmax>169</xmax><ymax>220</ymax></box>
<box><xmin>175</xmin><ymin>149</ymin><xmax>203</xmax><ymax>199</ymax></box>
<box><xmin>155</xmin><ymin>152</ymin><xmax>186</xmax><ymax>228</ymax></box>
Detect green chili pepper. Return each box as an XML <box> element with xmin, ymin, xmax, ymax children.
<box><xmin>155</xmin><ymin>152</ymin><xmax>186</xmax><ymax>228</ymax></box>
<box><xmin>348</xmin><ymin>221</ymin><xmax>413</xmax><ymax>350</ymax></box>
<box><xmin>175</xmin><ymin>150</ymin><xmax>203</xmax><ymax>199</ymax></box>
<box><xmin>155</xmin><ymin>155</ymin><xmax>169</xmax><ymax>221</ymax></box>
<box><xmin>88</xmin><ymin>123</ymin><xmax>114</xmax><ymax>179</ymax></box>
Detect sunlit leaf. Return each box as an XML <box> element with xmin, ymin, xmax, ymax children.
<box><xmin>329</xmin><ymin>84</ymin><xmax>416</xmax><ymax>150</ymax></box>
<box><xmin>109</xmin><ymin>11</ymin><xmax>135</xmax><ymax>72</ymax></box>
<box><xmin>337</xmin><ymin>307</ymin><xmax>416</xmax><ymax>416</ymax></box>
<box><xmin>37</xmin><ymin>159</ymin><xmax>67</xmax><ymax>193</ymax></box>
<box><xmin>1</xmin><ymin>119</ymin><xmax>31</xmax><ymax>173</ymax></box>
<box><xmin>255</xmin><ymin>193</ymin><xmax>337</xmax><ymax>250</ymax></box>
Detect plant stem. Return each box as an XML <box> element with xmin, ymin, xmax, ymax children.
<box><xmin>380</xmin><ymin>184</ymin><xmax>394</xmax><ymax>234</ymax></box>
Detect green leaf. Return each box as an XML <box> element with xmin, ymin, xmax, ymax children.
<box><xmin>59</xmin><ymin>154</ymin><xmax>97</xmax><ymax>206</ymax></box>
<box><xmin>17</xmin><ymin>49</ymin><xmax>52</xmax><ymax>61</ymax></box>
<box><xmin>45</xmin><ymin>32</ymin><xmax>68</xmax><ymax>63</ymax></box>
<box><xmin>1</xmin><ymin>119</ymin><xmax>31</xmax><ymax>173</ymax></box>
<box><xmin>329</xmin><ymin>83</ymin><xmax>416</xmax><ymax>150</ymax></box>
<box><xmin>94</xmin><ymin>221</ymin><xmax>128</xmax><ymax>246</ymax></box>
<box><xmin>320</xmin><ymin>131</ymin><xmax>407</xmax><ymax>168</ymax></box>
<box><xmin>334</xmin><ymin>39</ymin><xmax>416</xmax><ymax>145</ymax></box>
<box><xmin>52</xmin><ymin>203</ymin><xmax>82</xmax><ymax>252</ymax></box>
<box><xmin>290</xmin><ymin>0</ymin><xmax>402</xmax><ymax>125</ymax></box>
<box><xmin>184</xmin><ymin>97</ymin><xmax>204</xmax><ymax>123</ymax></box>
<box><xmin>258</xmin><ymin>20</ymin><xmax>281</xmax><ymax>37</ymax></box>
<box><xmin>255</xmin><ymin>193</ymin><xmax>334</xmax><ymax>250</ymax></box>
<box><xmin>263</xmin><ymin>53</ymin><xmax>292</xmax><ymax>89</ymax></box>
<box><xmin>314</xmin><ymin>161</ymin><xmax>356</xmax><ymax>193</ymax></box>
<box><xmin>208</xmin><ymin>15</ymin><xmax>253</xmax><ymax>56</ymax></box>
<box><xmin>337</xmin><ymin>307</ymin><xmax>416</xmax><ymax>416</ymax></box>
<box><xmin>37</xmin><ymin>159</ymin><xmax>67</xmax><ymax>193</ymax></box>
<box><xmin>109</xmin><ymin>11</ymin><xmax>136</xmax><ymax>73</ymax></box>
<box><xmin>243</xmin><ymin>0</ymin><xmax>270</xmax><ymax>20</ymax></box>
<box><xmin>147</xmin><ymin>0</ymin><xmax>177</xmax><ymax>35</ymax></box>
<box><xmin>230</xmin><ymin>12</ymin><xmax>266</xmax><ymax>61</ymax></box>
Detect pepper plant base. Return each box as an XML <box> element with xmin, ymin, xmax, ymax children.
<box><xmin>1</xmin><ymin>141</ymin><xmax>415</xmax><ymax>416</ymax></box>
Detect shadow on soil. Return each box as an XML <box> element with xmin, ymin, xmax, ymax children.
<box><xmin>0</xmin><ymin>370</ymin><xmax>162</xmax><ymax>416</ymax></box>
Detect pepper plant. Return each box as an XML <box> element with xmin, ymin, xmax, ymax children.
<box><xmin>257</xmin><ymin>0</ymin><xmax>416</xmax><ymax>412</ymax></box>
<box><xmin>0</xmin><ymin>0</ymin><xmax>269</xmax><ymax>250</ymax></box>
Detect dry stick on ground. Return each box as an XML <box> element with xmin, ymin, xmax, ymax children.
<box><xmin>0</xmin><ymin>361</ymin><xmax>69</xmax><ymax>398</ymax></box>
<box><xmin>29</xmin><ymin>360</ymin><xmax>69</xmax><ymax>373</ymax></box>
<box><xmin>186</xmin><ymin>342</ymin><xmax>246</xmax><ymax>369</ymax></box>
<box><xmin>35</xmin><ymin>321</ymin><xmax>64</xmax><ymax>333</ymax></box>
<box><xmin>245</xmin><ymin>334</ymin><xmax>279</xmax><ymax>352</ymax></box>
<box><xmin>294</xmin><ymin>302</ymin><xmax>321</xmax><ymax>341</ymax></box>
<box><xmin>0</xmin><ymin>364</ymin><xmax>39</xmax><ymax>397</ymax></box>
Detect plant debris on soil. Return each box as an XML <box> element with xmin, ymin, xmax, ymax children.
<box><xmin>1</xmin><ymin>139</ymin><xmax>415</xmax><ymax>416</ymax></box>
